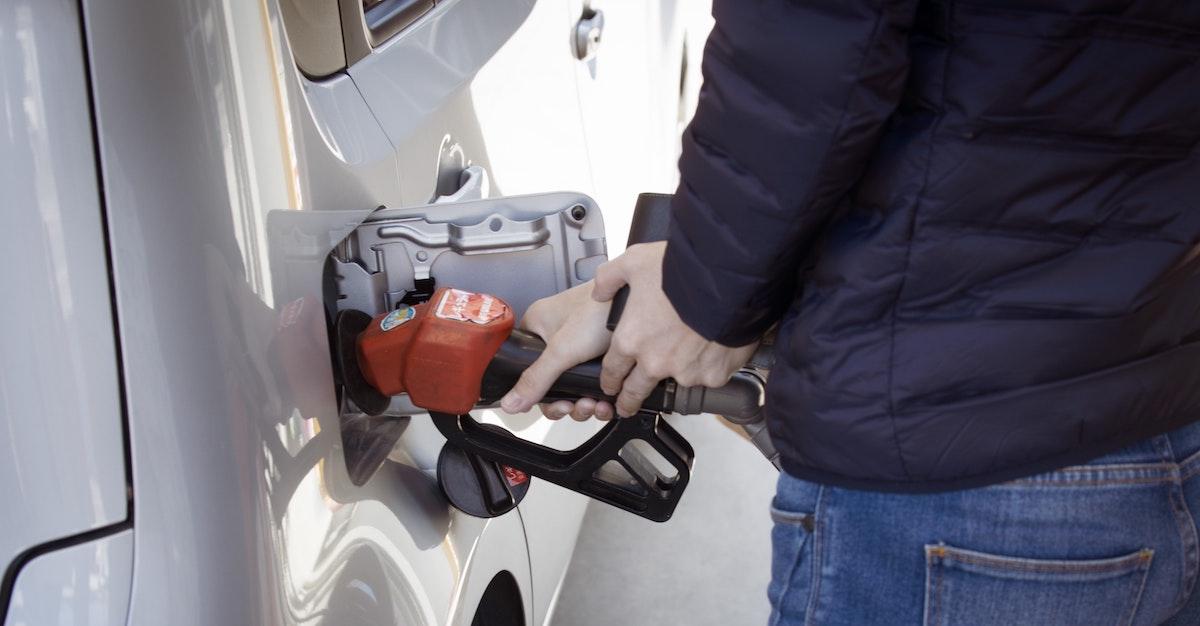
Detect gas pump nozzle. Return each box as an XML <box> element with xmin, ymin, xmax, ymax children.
<box><xmin>334</xmin><ymin>296</ymin><xmax>767</xmax><ymax>522</ymax></box>
<box><xmin>477</xmin><ymin>328</ymin><xmax>767</xmax><ymax>423</ymax></box>
<box><xmin>332</xmin><ymin>193</ymin><xmax>776</xmax><ymax>522</ymax></box>
<box><xmin>601</xmin><ymin>193</ymin><xmax>780</xmax><ymax>468</ymax></box>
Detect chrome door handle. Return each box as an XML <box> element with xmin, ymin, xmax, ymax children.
<box><xmin>573</xmin><ymin>9</ymin><xmax>604</xmax><ymax>61</ymax></box>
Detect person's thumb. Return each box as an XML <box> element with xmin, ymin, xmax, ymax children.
<box><xmin>500</xmin><ymin>348</ymin><xmax>570</xmax><ymax>414</ymax></box>
<box><xmin>591</xmin><ymin>259</ymin><xmax>628</xmax><ymax>303</ymax></box>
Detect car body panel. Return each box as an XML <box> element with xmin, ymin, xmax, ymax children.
<box><xmin>77</xmin><ymin>0</ymin><xmax>629</xmax><ymax>623</ymax></box>
<box><xmin>2</xmin><ymin>531</ymin><xmax>133</xmax><ymax>626</ymax></box>
<box><xmin>571</xmin><ymin>0</ymin><xmax>687</xmax><ymax>252</ymax></box>
<box><xmin>0</xmin><ymin>0</ymin><xmax>691</xmax><ymax>622</ymax></box>
<box><xmin>80</xmin><ymin>0</ymin><xmax>410</xmax><ymax>621</ymax></box>
<box><xmin>0</xmin><ymin>0</ymin><xmax>128</xmax><ymax>582</ymax></box>
<box><xmin>348</xmin><ymin>0</ymin><xmax>596</xmax><ymax>205</ymax></box>
<box><xmin>329</xmin><ymin>191</ymin><xmax>612</xmax><ymax>624</ymax></box>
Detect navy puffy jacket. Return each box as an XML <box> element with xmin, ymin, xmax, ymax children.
<box><xmin>663</xmin><ymin>0</ymin><xmax>1200</xmax><ymax>491</ymax></box>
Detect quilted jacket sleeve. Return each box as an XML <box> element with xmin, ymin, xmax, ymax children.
<box><xmin>662</xmin><ymin>0</ymin><xmax>919</xmax><ymax>346</ymax></box>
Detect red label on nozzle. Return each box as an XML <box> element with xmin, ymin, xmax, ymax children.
<box><xmin>434</xmin><ymin>288</ymin><xmax>507</xmax><ymax>324</ymax></box>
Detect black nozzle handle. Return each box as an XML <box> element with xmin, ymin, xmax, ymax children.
<box><xmin>605</xmin><ymin>289</ymin><xmax>630</xmax><ymax>332</ymax></box>
<box><xmin>434</xmin><ymin>410</ymin><xmax>693</xmax><ymax>522</ymax></box>
<box><xmin>480</xmin><ymin>329</ymin><xmax>671</xmax><ymax>410</ymax></box>
<box><xmin>478</xmin><ymin>329</ymin><xmax>765</xmax><ymax>420</ymax></box>
<box><xmin>590</xmin><ymin>191</ymin><xmax>769</xmax><ymax>419</ymax></box>
<box><xmin>606</xmin><ymin>193</ymin><xmax>673</xmax><ymax>331</ymax></box>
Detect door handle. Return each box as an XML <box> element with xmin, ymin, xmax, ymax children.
<box><xmin>573</xmin><ymin>9</ymin><xmax>604</xmax><ymax>61</ymax></box>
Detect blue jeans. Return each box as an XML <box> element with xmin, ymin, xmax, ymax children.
<box><xmin>769</xmin><ymin>421</ymin><xmax>1200</xmax><ymax>625</ymax></box>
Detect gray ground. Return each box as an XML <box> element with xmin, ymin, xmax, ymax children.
<box><xmin>551</xmin><ymin>416</ymin><xmax>777</xmax><ymax>626</ymax></box>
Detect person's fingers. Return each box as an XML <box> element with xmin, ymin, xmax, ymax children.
<box><xmin>591</xmin><ymin>258</ymin><xmax>628</xmax><ymax>303</ymax></box>
<box><xmin>540</xmin><ymin>401</ymin><xmax>573</xmax><ymax>420</ymax></box>
<box><xmin>501</xmin><ymin>347</ymin><xmax>570</xmax><ymax>413</ymax></box>
<box><xmin>600</xmin><ymin>344</ymin><xmax>636</xmax><ymax>396</ymax></box>
<box><xmin>570</xmin><ymin>397</ymin><xmax>597</xmax><ymax>421</ymax></box>
<box><xmin>594</xmin><ymin>401</ymin><xmax>615</xmax><ymax>421</ymax></box>
<box><xmin>615</xmin><ymin>365</ymin><xmax>659</xmax><ymax>417</ymax></box>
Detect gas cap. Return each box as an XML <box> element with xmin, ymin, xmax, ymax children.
<box><xmin>438</xmin><ymin>429</ymin><xmax>531</xmax><ymax>518</ymax></box>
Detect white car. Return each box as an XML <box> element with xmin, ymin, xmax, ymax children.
<box><xmin>0</xmin><ymin>0</ymin><xmax>704</xmax><ymax>624</ymax></box>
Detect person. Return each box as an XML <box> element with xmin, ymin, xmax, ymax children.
<box><xmin>500</xmin><ymin>1</ymin><xmax>1200</xmax><ymax>624</ymax></box>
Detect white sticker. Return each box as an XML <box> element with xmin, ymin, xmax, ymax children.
<box><xmin>380</xmin><ymin>306</ymin><xmax>416</xmax><ymax>331</ymax></box>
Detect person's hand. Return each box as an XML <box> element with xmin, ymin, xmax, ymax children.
<box><xmin>499</xmin><ymin>282</ymin><xmax>617</xmax><ymax>421</ymax></box>
<box><xmin>592</xmin><ymin>242</ymin><xmax>758</xmax><ymax>416</ymax></box>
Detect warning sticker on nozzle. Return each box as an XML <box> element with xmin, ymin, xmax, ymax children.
<box><xmin>380</xmin><ymin>306</ymin><xmax>416</xmax><ymax>331</ymax></box>
<box><xmin>435</xmin><ymin>288</ymin><xmax>507</xmax><ymax>325</ymax></box>
<box><xmin>501</xmin><ymin>465</ymin><xmax>529</xmax><ymax>487</ymax></box>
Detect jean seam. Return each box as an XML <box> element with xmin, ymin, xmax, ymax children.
<box><xmin>770</xmin><ymin>485</ymin><xmax>820</xmax><ymax>626</ymax></box>
<box><xmin>768</xmin><ymin>527</ymin><xmax>810</xmax><ymax>626</ymax></box>
<box><xmin>1179</xmin><ymin>448</ymin><xmax>1200</xmax><ymax>480</ymax></box>
<box><xmin>1005</xmin><ymin>475</ymin><xmax>1174</xmax><ymax>487</ymax></box>
<box><xmin>942</xmin><ymin>551</ymin><xmax>1152</xmax><ymax>574</ymax></box>
<box><xmin>770</xmin><ymin>506</ymin><xmax>813</xmax><ymax>526</ymax></box>
<box><xmin>1004</xmin><ymin>439</ymin><xmax>1178</xmax><ymax>487</ymax></box>
<box><xmin>1152</xmin><ymin>435</ymin><xmax>1177</xmax><ymax>464</ymax></box>
<box><xmin>1154</xmin><ymin>433</ymin><xmax>1200</xmax><ymax>619</ymax></box>
<box><xmin>925</xmin><ymin>544</ymin><xmax>1152</xmax><ymax>626</ymax></box>
<box><xmin>1167</xmin><ymin>481</ymin><xmax>1200</xmax><ymax>617</ymax></box>
<box><xmin>1122</xmin><ymin>555</ymin><xmax>1155</xmax><ymax>626</ymax></box>
<box><xmin>931</xmin><ymin>558</ymin><xmax>942</xmax><ymax>626</ymax></box>
<box><xmin>1055</xmin><ymin>462</ymin><xmax>1177</xmax><ymax>472</ymax></box>
<box><xmin>923</xmin><ymin>546</ymin><xmax>946</xmax><ymax>626</ymax></box>
<box><xmin>804</xmin><ymin>486</ymin><xmax>827</xmax><ymax>626</ymax></box>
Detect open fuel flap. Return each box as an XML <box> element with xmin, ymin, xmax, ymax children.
<box><xmin>325</xmin><ymin>192</ymin><xmax>767</xmax><ymax>522</ymax></box>
<box><xmin>325</xmin><ymin>192</ymin><xmax>704</xmax><ymax>522</ymax></box>
<box><xmin>327</xmin><ymin>191</ymin><xmax>607</xmax><ymax>418</ymax></box>
<box><xmin>330</xmin><ymin>192</ymin><xmax>607</xmax><ymax>330</ymax></box>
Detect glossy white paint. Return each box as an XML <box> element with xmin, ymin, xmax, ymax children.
<box><xmin>77</xmin><ymin>0</ymin><xmax>588</xmax><ymax>623</ymax></box>
<box><xmin>81</xmin><ymin>0</ymin><xmax>414</xmax><ymax>620</ymax></box>
<box><xmin>0</xmin><ymin>0</ymin><xmax>692</xmax><ymax>623</ymax></box>
<box><xmin>350</xmin><ymin>0</ymin><xmax>596</xmax><ymax>206</ymax></box>
<box><xmin>3</xmin><ymin>531</ymin><xmax>133</xmax><ymax>626</ymax></box>
<box><xmin>573</xmin><ymin>0</ymin><xmax>689</xmax><ymax>253</ymax></box>
<box><xmin>0</xmin><ymin>0</ymin><xmax>128</xmax><ymax>579</ymax></box>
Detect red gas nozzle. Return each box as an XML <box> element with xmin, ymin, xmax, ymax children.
<box><xmin>356</xmin><ymin>287</ymin><xmax>515</xmax><ymax>415</ymax></box>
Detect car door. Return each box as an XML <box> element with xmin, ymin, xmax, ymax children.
<box><xmin>325</xmin><ymin>2</ymin><xmax>611</xmax><ymax>624</ymax></box>
<box><xmin>567</xmin><ymin>0</ymin><xmax>691</xmax><ymax>252</ymax></box>
<box><xmin>1</xmin><ymin>0</ymin><xmax>131</xmax><ymax>623</ymax></box>
<box><xmin>83</xmin><ymin>0</ymin><xmax>640</xmax><ymax>624</ymax></box>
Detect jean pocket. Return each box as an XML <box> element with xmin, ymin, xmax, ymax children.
<box><xmin>923</xmin><ymin>543</ymin><xmax>1154</xmax><ymax>626</ymax></box>
<box><xmin>769</xmin><ymin>503</ymin><xmax>817</xmax><ymax>624</ymax></box>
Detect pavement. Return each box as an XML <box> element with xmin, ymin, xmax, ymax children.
<box><xmin>551</xmin><ymin>415</ymin><xmax>778</xmax><ymax>625</ymax></box>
